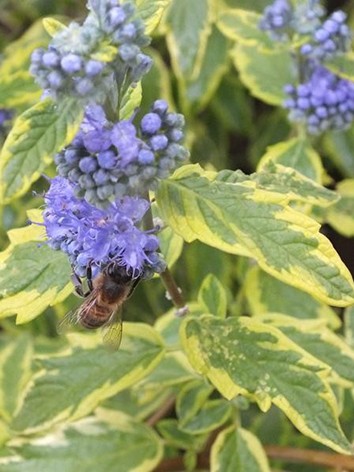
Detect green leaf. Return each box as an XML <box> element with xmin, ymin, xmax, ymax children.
<box><xmin>102</xmin><ymin>385</ymin><xmax>171</xmax><ymax>421</ymax></box>
<box><xmin>211</xmin><ymin>426</ymin><xmax>271</xmax><ymax>472</ymax></box>
<box><xmin>345</xmin><ymin>305</ymin><xmax>354</xmax><ymax>348</ymax></box>
<box><xmin>0</xmin><ymin>210</ymin><xmax>72</xmax><ymax>324</ymax></box>
<box><xmin>217</xmin><ymin>161</ymin><xmax>337</xmax><ymax>207</ymax></box>
<box><xmin>0</xmin><ymin>335</ymin><xmax>33</xmax><ymax>423</ymax></box>
<box><xmin>156</xmin><ymin>164</ymin><xmax>354</xmax><ymax>306</ymax></box>
<box><xmin>11</xmin><ymin>323</ymin><xmax>165</xmax><ymax>434</ymax></box>
<box><xmin>139</xmin><ymin>351</ymin><xmax>195</xmax><ymax>388</ymax></box>
<box><xmin>244</xmin><ymin>266</ymin><xmax>341</xmax><ymax>329</ymax></box>
<box><xmin>231</xmin><ymin>42</ymin><xmax>295</xmax><ymax>105</ymax></box>
<box><xmin>257</xmin><ymin>137</ymin><xmax>324</xmax><ymax>183</ymax></box>
<box><xmin>323</xmin><ymin>128</ymin><xmax>354</xmax><ymax>178</ymax></box>
<box><xmin>154</xmin><ymin>309</ymin><xmax>184</xmax><ymax>349</ymax></box>
<box><xmin>180</xmin><ymin>315</ymin><xmax>352</xmax><ymax>454</ymax></box>
<box><xmin>166</xmin><ymin>0</ymin><xmax>212</xmax><ymax>80</ymax></box>
<box><xmin>0</xmin><ymin>98</ymin><xmax>84</xmax><ymax>204</ymax></box>
<box><xmin>325</xmin><ymin>53</ymin><xmax>354</xmax><ymax>82</ymax></box>
<box><xmin>1</xmin><ymin>412</ymin><xmax>162</xmax><ymax>472</ymax></box>
<box><xmin>179</xmin><ymin>399</ymin><xmax>232</xmax><ymax>435</ymax></box>
<box><xmin>0</xmin><ymin>20</ymin><xmax>48</xmax><ymax>110</ymax></box>
<box><xmin>198</xmin><ymin>274</ymin><xmax>227</xmax><ymax>318</ymax></box>
<box><xmin>217</xmin><ymin>8</ymin><xmax>274</xmax><ymax>50</ymax></box>
<box><xmin>176</xmin><ymin>380</ymin><xmax>213</xmax><ymax>426</ymax></box>
<box><xmin>325</xmin><ymin>179</ymin><xmax>354</xmax><ymax>237</ymax></box>
<box><xmin>136</xmin><ymin>0</ymin><xmax>172</xmax><ymax>35</ymax></box>
<box><xmin>119</xmin><ymin>82</ymin><xmax>142</xmax><ymax>120</ymax></box>
<box><xmin>42</xmin><ymin>17</ymin><xmax>67</xmax><ymax>37</ymax></box>
<box><xmin>91</xmin><ymin>43</ymin><xmax>118</xmax><ymax>62</ymax></box>
<box><xmin>158</xmin><ymin>226</ymin><xmax>184</xmax><ymax>268</ymax></box>
<box><xmin>156</xmin><ymin>418</ymin><xmax>206</xmax><ymax>450</ymax></box>
<box><xmin>185</xmin><ymin>25</ymin><xmax>229</xmax><ymax>111</ymax></box>
<box><xmin>260</xmin><ymin>314</ymin><xmax>354</xmax><ymax>388</ymax></box>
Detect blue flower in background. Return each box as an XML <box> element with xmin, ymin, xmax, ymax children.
<box><xmin>260</xmin><ymin>0</ymin><xmax>354</xmax><ymax>134</ymax></box>
<box><xmin>284</xmin><ymin>65</ymin><xmax>354</xmax><ymax>134</ymax></box>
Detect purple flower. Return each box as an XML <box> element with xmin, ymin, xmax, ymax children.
<box><xmin>43</xmin><ymin>176</ymin><xmax>164</xmax><ymax>277</ymax></box>
<box><xmin>54</xmin><ymin>101</ymin><xmax>188</xmax><ymax>204</ymax></box>
<box><xmin>111</xmin><ymin>121</ymin><xmax>140</xmax><ymax>163</ymax></box>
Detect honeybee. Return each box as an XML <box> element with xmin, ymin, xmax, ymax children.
<box><xmin>58</xmin><ymin>263</ymin><xmax>140</xmax><ymax>350</ymax></box>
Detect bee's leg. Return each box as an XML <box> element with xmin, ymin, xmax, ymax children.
<box><xmin>71</xmin><ymin>271</ymin><xmax>86</xmax><ymax>297</ymax></box>
<box><xmin>86</xmin><ymin>264</ymin><xmax>94</xmax><ymax>292</ymax></box>
<box><xmin>127</xmin><ymin>277</ymin><xmax>141</xmax><ymax>299</ymax></box>
<box><xmin>71</xmin><ymin>267</ymin><xmax>91</xmax><ymax>297</ymax></box>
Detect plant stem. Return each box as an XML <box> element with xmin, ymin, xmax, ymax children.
<box><xmin>142</xmin><ymin>192</ymin><xmax>188</xmax><ymax>312</ymax></box>
<box><xmin>146</xmin><ymin>396</ymin><xmax>176</xmax><ymax>427</ymax></box>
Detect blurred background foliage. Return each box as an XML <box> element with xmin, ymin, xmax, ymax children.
<box><xmin>0</xmin><ymin>1</ymin><xmax>354</xmax><ymax>470</ymax></box>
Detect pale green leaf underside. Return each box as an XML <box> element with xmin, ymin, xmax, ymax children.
<box><xmin>11</xmin><ymin>323</ymin><xmax>165</xmax><ymax>434</ymax></box>
<box><xmin>211</xmin><ymin>426</ymin><xmax>271</xmax><ymax>472</ymax></box>
<box><xmin>0</xmin><ymin>98</ymin><xmax>83</xmax><ymax>203</ymax></box>
<box><xmin>156</xmin><ymin>165</ymin><xmax>354</xmax><ymax>306</ymax></box>
<box><xmin>181</xmin><ymin>315</ymin><xmax>352</xmax><ymax>454</ymax></box>
<box><xmin>1</xmin><ymin>413</ymin><xmax>162</xmax><ymax>472</ymax></box>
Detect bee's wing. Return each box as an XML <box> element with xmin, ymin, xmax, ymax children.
<box><xmin>57</xmin><ymin>309</ymin><xmax>80</xmax><ymax>335</ymax></box>
<box><xmin>57</xmin><ymin>290</ymin><xmax>97</xmax><ymax>335</ymax></box>
<box><xmin>101</xmin><ymin>309</ymin><xmax>123</xmax><ymax>351</ymax></box>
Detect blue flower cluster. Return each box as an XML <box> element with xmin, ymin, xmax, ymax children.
<box><xmin>259</xmin><ymin>0</ymin><xmax>324</xmax><ymax>40</ymax></box>
<box><xmin>30</xmin><ymin>0</ymin><xmax>151</xmax><ymax>101</ymax></box>
<box><xmin>43</xmin><ymin>177</ymin><xmax>165</xmax><ymax>277</ymax></box>
<box><xmin>34</xmin><ymin>0</ymin><xmax>189</xmax><ymax>281</ymax></box>
<box><xmin>258</xmin><ymin>0</ymin><xmax>293</xmax><ymax>41</ymax></box>
<box><xmin>284</xmin><ymin>66</ymin><xmax>354</xmax><ymax>134</ymax></box>
<box><xmin>301</xmin><ymin>10</ymin><xmax>351</xmax><ymax>59</ymax></box>
<box><xmin>260</xmin><ymin>0</ymin><xmax>354</xmax><ymax>134</ymax></box>
<box><xmin>0</xmin><ymin>108</ymin><xmax>13</xmax><ymax>137</ymax></box>
<box><xmin>54</xmin><ymin>101</ymin><xmax>188</xmax><ymax>205</ymax></box>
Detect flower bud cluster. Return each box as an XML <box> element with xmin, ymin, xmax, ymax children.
<box><xmin>43</xmin><ymin>176</ymin><xmax>165</xmax><ymax>277</ymax></box>
<box><xmin>301</xmin><ymin>10</ymin><xmax>351</xmax><ymax>59</ymax></box>
<box><xmin>258</xmin><ymin>0</ymin><xmax>293</xmax><ymax>41</ymax></box>
<box><xmin>54</xmin><ymin>100</ymin><xmax>188</xmax><ymax>205</ymax></box>
<box><xmin>260</xmin><ymin>0</ymin><xmax>354</xmax><ymax>134</ymax></box>
<box><xmin>259</xmin><ymin>0</ymin><xmax>324</xmax><ymax>40</ymax></box>
<box><xmin>0</xmin><ymin>108</ymin><xmax>13</xmax><ymax>137</ymax></box>
<box><xmin>36</xmin><ymin>1</ymin><xmax>189</xmax><ymax>281</ymax></box>
<box><xmin>30</xmin><ymin>0</ymin><xmax>151</xmax><ymax>101</ymax></box>
<box><xmin>284</xmin><ymin>66</ymin><xmax>354</xmax><ymax>134</ymax></box>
